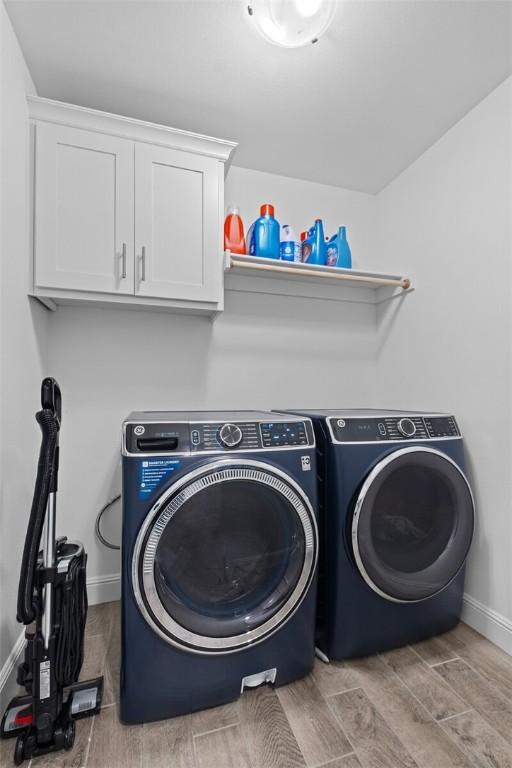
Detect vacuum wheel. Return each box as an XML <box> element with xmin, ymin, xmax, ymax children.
<box><xmin>14</xmin><ymin>735</ymin><xmax>25</xmax><ymax>766</ymax></box>
<box><xmin>64</xmin><ymin>720</ymin><xmax>76</xmax><ymax>751</ymax></box>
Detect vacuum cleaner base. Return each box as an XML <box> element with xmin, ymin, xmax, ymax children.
<box><xmin>1</xmin><ymin>678</ymin><xmax>103</xmax><ymax>765</ymax></box>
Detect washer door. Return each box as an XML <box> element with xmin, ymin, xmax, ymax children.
<box><xmin>133</xmin><ymin>459</ymin><xmax>317</xmax><ymax>653</ymax></box>
<box><xmin>352</xmin><ymin>447</ymin><xmax>475</xmax><ymax>603</ymax></box>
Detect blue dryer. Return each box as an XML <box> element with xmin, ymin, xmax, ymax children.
<box><xmin>282</xmin><ymin>410</ymin><xmax>475</xmax><ymax>660</ymax></box>
<box><xmin>121</xmin><ymin>411</ymin><xmax>319</xmax><ymax>724</ymax></box>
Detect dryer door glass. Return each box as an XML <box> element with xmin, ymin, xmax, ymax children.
<box><xmin>352</xmin><ymin>448</ymin><xmax>474</xmax><ymax>602</ymax></box>
<box><xmin>134</xmin><ymin>462</ymin><xmax>317</xmax><ymax>653</ymax></box>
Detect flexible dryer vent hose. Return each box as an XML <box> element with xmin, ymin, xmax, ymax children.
<box><xmin>17</xmin><ymin>408</ymin><xmax>58</xmax><ymax>625</ymax></box>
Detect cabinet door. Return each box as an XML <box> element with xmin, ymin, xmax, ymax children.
<box><xmin>135</xmin><ymin>143</ymin><xmax>222</xmax><ymax>303</ymax></box>
<box><xmin>34</xmin><ymin>123</ymin><xmax>134</xmax><ymax>294</ymax></box>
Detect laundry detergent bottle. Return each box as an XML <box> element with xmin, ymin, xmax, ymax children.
<box><xmin>224</xmin><ymin>205</ymin><xmax>246</xmax><ymax>254</ymax></box>
<box><xmin>303</xmin><ymin>219</ymin><xmax>327</xmax><ymax>266</ymax></box>
<box><xmin>249</xmin><ymin>204</ymin><xmax>280</xmax><ymax>259</ymax></box>
<box><xmin>337</xmin><ymin>226</ymin><xmax>352</xmax><ymax>268</ymax></box>
<box><xmin>300</xmin><ymin>229</ymin><xmax>313</xmax><ymax>263</ymax></box>
<box><xmin>326</xmin><ymin>234</ymin><xmax>338</xmax><ymax>267</ymax></box>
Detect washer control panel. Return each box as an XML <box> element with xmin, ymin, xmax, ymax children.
<box><xmin>260</xmin><ymin>421</ymin><xmax>309</xmax><ymax>448</ymax></box>
<box><xmin>329</xmin><ymin>414</ymin><xmax>459</xmax><ymax>443</ymax></box>
<box><xmin>196</xmin><ymin>421</ymin><xmax>261</xmax><ymax>452</ymax></box>
<box><xmin>125</xmin><ymin>418</ymin><xmax>314</xmax><ymax>454</ymax></box>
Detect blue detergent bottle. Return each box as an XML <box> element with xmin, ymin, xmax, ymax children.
<box><xmin>248</xmin><ymin>204</ymin><xmax>280</xmax><ymax>259</ymax></box>
<box><xmin>303</xmin><ymin>219</ymin><xmax>327</xmax><ymax>266</ymax></box>
<box><xmin>337</xmin><ymin>226</ymin><xmax>352</xmax><ymax>268</ymax></box>
<box><xmin>326</xmin><ymin>234</ymin><xmax>338</xmax><ymax>266</ymax></box>
<box><xmin>326</xmin><ymin>226</ymin><xmax>352</xmax><ymax>268</ymax></box>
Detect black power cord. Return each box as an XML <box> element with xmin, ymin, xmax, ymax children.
<box><xmin>55</xmin><ymin>549</ymin><xmax>88</xmax><ymax>687</ymax></box>
<box><xmin>94</xmin><ymin>494</ymin><xmax>121</xmax><ymax>551</ymax></box>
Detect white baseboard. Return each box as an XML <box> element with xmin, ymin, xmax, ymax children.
<box><xmin>462</xmin><ymin>592</ymin><xmax>512</xmax><ymax>655</ymax></box>
<box><xmin>0</xmin><ymin>573</ymin><xmax>121</xmax><ymax>710</ymax></box>
<box><xmin>86</xmin><ymin>572</ymin><xmax>121</xmax><ymax>605</ymax></box>
<box><xmin>0</xmin><ymin>629</ymin><xmax>26</xmax><ymax>714</ymax></box>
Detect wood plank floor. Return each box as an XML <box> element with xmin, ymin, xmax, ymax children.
<box><xmin>4</xmin><ymin>602</ymin><xmax>511</xmax><ymax>768</ymax></box>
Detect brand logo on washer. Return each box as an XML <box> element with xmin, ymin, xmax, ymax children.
<box><xmin>134</xmin><ymin>425</ymin><xmax>145</xmax><ymax>436</ymax></box>
<box><xmin>337</xmin><ymin>419</ymin><xmax>346</xmax><ymax>428</ymax></box>
<box><xmin>301</xmin><ymin>455</ymin><xmax>311</xmax><ymax>471</ymax></box>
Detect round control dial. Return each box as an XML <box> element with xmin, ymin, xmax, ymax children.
<box><xmin>218</xmin><ymin>423</ymin><xmax>243</xmax><ymax>449</ymax></box>
<box><xmin>397</xmin><ymin>418</ymin><xmax>417</xmax><ymax>438</ymax></box>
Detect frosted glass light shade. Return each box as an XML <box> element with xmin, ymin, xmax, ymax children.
<box><xmin>247</xmin><ymin>0</ymin><xmax>337</xmax><ymax>47</ymax></box>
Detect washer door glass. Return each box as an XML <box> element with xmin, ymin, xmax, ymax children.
<box><xmin>352</xmin><ymin>448</ymin><xmax>474</xmax><ymax>602</ymax></box>
<box><xmin>134</xmin><ymin>462</ymin><xmax>317</xmax><ymax>653</ymax></box>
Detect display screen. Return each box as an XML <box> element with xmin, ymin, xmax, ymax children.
<box><xmin>424</xmin><ymin>417</ymin><xmax>459</xmax><ymax>437</ymax></box>
<box><xmin>427</xmin><ymin>418</ymin><xmax>450</xmax><ymax>431</ymax></box>
<box><xmin>330</xmin><ymin>417</ymin><xmax>382</xmax><ymax>442</ymax></box>
<box><xmin>354</xmin><ymin>421</ymin><xmax>373</xmax><ymax>433</ymax></box>
<box><xmin>260</xmin><ymin>422</ymin><xmax>308</xmax><ymax>447</ymax></box>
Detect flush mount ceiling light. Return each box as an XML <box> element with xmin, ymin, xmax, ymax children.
<box><xmin>247</xmin><ymin>0</ymin><xmax>337</xmax><ymax>48</ymax></box>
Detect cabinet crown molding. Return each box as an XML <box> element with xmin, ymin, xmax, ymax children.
<box><xmin>27</xmin><ymin>96</ymin><xmax>237</xmax><ymax>164</ymax></box>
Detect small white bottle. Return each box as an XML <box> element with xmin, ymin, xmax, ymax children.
<box><xmin>280</xmin><ymin>224</ymin><xmax>300</xmax><ymax>263</ymax></box>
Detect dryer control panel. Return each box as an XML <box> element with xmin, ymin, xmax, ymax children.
<box><xmin>124</xmin><ymin>417</ymin><xmax>314</xmax><ymax>455</ymax></box>
<box><xmin>329</xmin><ymin>414</ymin><xmax>460</xmax><ymax>443</ymax></box>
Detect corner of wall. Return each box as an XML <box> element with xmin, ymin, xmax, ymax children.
<box><xmin>1</xmin><ymin>3</ymin><xmax>50</xmax><ymax>679</ymax></box>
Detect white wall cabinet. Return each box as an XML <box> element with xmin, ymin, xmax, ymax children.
<box><xmin>29</xmin><ymin>97</ymin><xmax>236</xmax><ymax>314</ymax></box>
<box><xmin>134</xmin><ymin>143</ymin><xmax>221</xmax><ymax>303</ymax></box>
<box><xmin>35</xmin><ymin>123</ymin><xmax>135</xmax><ymax>295</ymax></box>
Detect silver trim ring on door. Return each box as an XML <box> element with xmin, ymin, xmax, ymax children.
<box><xmin>132</xmin><ymin>458</ymin><xmax>318</xmax><ymax>654</ymax></box>
<box><xmin>351</xmin><ymin>446</ymin><xmax>475</xmax><ymax>604</ymax></box>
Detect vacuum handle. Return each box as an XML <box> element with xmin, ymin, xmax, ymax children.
<box><xmin>17</xmin><ymin>407</ymin><xmax>60</xmax><ymax>624</ymax></box>
<box><xmin>41</xmin><ymin>378</ymin><xmax>62</xmax><ymax>429</ymax></box>
<box><xmin>41</xmin><ymin>378</ymin><xmax>61</xmax><ymax>493</ymax></box>
<box><xmin>16</xmin><ymin>380</ymin><xmax>62</xmax><ymax>624</ymax></box>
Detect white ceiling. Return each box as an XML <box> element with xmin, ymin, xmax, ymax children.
<box><xmin>6</xmin><ymin>0</ymin><xmax>512</xmax><ymax>193</ymax></box>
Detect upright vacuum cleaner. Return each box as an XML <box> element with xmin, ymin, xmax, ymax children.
<box><xmin>1</xmin><ymin>379</ymin><xmax>103</xmax><ymax>765</ymax></box>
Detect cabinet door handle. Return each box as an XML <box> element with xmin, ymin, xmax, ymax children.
<box><xmin>121</xmin><ymin>243</ymin><xmax>127</xmax><ymax>279</ymax></box>
<box><xmin>141</xmin><ymin>246</ymin><xmax>146</xmax><ymax>282</ymax></box>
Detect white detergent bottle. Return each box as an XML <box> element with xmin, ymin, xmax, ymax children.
<box><xmin>279</xmin><ymin>224</ymin><xmax>299</xmax><ymax>262</ymax></box>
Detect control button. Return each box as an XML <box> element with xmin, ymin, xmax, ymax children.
<box><xmin>134</xmin><ymin>425</ymin><xmax>145</xmax><ymax>436</ymax></box>
<box><xmin>378</xmin><ymin>423</ymin><xmax>386</xmax><ymax>436</ymax></box>
<box><xmin>397</xmin><ymin>418</ymin><xmax>417</xmax><ymax>438</ymax></box>
<box><xmin>218</xmin><ymin>423</ymin><xmax>243</xmax><ymax>448</ymax></box>
<box><xmin>337</xmin><ymin>419</ymin><xmax>346</xmax><ymax>428</ymax></box>
<box><xmin>191</xmin><ymin>429</ymin><xmax>201</xmax><ymax>446</ymax></box>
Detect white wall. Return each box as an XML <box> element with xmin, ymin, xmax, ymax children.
<box><xmin>375</xmin><ymin>77</ymin><xmax>512</xmax><ymax>647</ymax></box>
<box><xmin>0</xmin><ymin>3</ymin><xmax>48</xmax><ymax>681</ymax></box>
<box><xmin>45</xmin><ymin>167</ymin><xmax>378</xmax><ymax>594</ymax></box>
<box><xmin>226</xmin><ymin>165</ymin><xmax>377</xmax><ymax>270</ymax></box>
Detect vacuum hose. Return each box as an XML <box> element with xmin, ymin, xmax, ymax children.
<box><xmin>16</xmin><ymin>409</ymin><xmax>59</xmax><ymax>625</ymax></box>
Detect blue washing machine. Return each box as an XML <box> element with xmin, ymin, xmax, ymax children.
<box><xmin>121</xmin><ymin>411</ymin><xmax>319</xmax><ymax>724</ymax></box>
<box><xmin>281</xmin><ymin>409</ymin><xmax>475</xmax><ymax>660</ymax></box>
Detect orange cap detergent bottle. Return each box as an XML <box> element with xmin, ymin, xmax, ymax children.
<box><xmin>248</xmin><ymin>204</ymin><xmax>280</xmax><ymax>259</ymax></box>
<box><xmin>224</xmin><ymin>206</ymin><xmax>246</xmax><ymax>255</ymax></box>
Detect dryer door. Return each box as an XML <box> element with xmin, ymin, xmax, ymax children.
<box><xmin>352</xmin><ymin>447</ymin><xmax>474</xmax><ymax>603</ymax></box>
<box><xmin>133</xmin><ymin>459</ymin><xmax>317</xmax><ymax>653</ymax></box>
